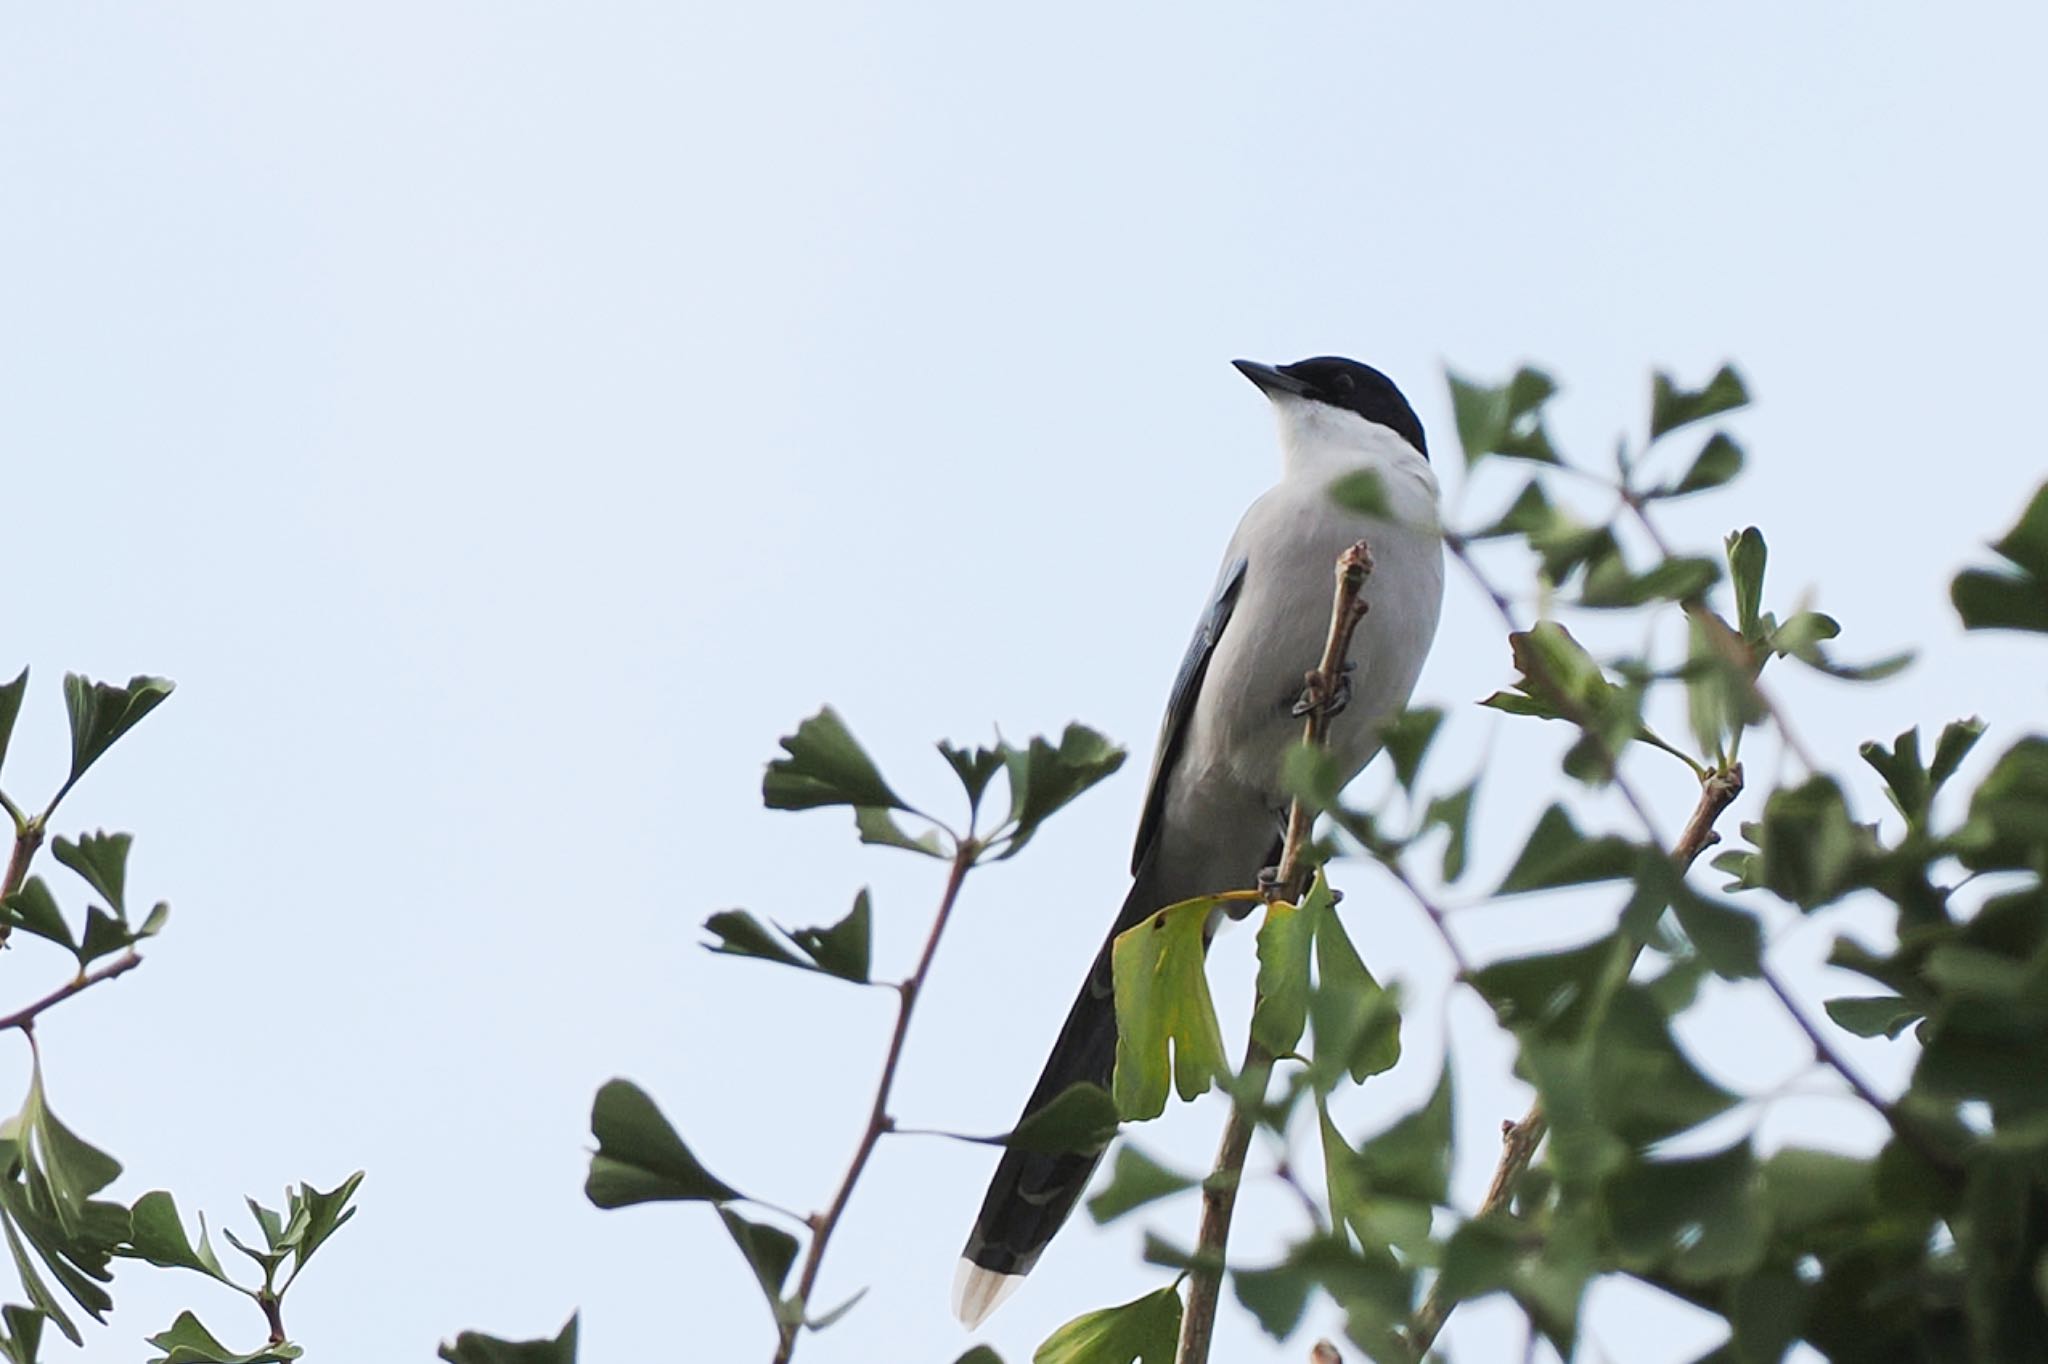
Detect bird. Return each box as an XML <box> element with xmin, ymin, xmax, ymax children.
<box><xmin>953</xmin><ymin>356</ymin><xmax>1446</xmax><ymax>1328</ymax></box>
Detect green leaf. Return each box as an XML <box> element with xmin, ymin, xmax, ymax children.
<box><xmin>60</xmin><ymin>675</ymin><xmax>173</xmax><ymax>788</ymax></box>
<box><xmin>144</xmin><ymin>1311</ymin><xmax>301</xmax><ymax>1364</ymax></box>
<box><xmin>994</xmin><ymin>725</ymin><xmax>1126</xmax><ymax>859</ymax></box>
<box><xmin>1952</xmin><ymin>566</ymin><xmax>2048</xmax><ymax>633</ymax></box>
<box><xmin>76</xmin><ymin>908</ymin><xmax>133</xmax><ymax>968</ymax></box>
<box><xmin>702</xmin><ymin>911</ymin><xmax>808</xmax><ymax>971</ymax></box>
<box><xmin>1003</xmin><ymin>1084</ymin><xmax>1120</xmax><ymax>1156</ymax></box>
<box><xmin>1959</xmin><ymin>736</ymin><xmax>2048</xmax><ymax>872</ymax></box>
<box><xmin>123</xmin><ymin>1191</ymin><xmax>236</xmax><ymax>1286</ymax></box>
<box><xmin>1448</xmin><ymin>366</ymin><xmax>1562</xmax><ymax>467</ymax></box>
<box><xmin>1480</xmin><ymin>625</ymin><xmax>1649</xmax><ymax>783</ymax></box>
<box><xmin>1953</xmin><ymin>483</ymin><xmax>2048</xmax><ymax>633</ymax></box>
<box><xmin>584</xmin><ymin>1080</ymin><xmax>741</xmax><ymax>1208</ymax></box>
<box><xmin>1579</xmin><ymin>555</ymin><xmax>1720</xmax><ymax>609</ymax></box>
<box><xmin>1591</xmin><ymin>988</ymin><xmax>1741</xmax><ymax>1145</ymax></box>
<box><xmin>1649</xmin><ymin>365</ymin><xmax>1748</xmax><ymax>441</ymax></box>
<box><xmin>1469</xmin><ymin>480</ymin><xmax>1555</xmax><ymax>542</ymax></box>
<box><xmin>1759</xmin><ymin>1147</ymin><xmax>1874</xmax><ymax>1236</ymax></box>
<box><xmin>1824</xmin><ymin>995</ymin><xmax>1922</xmax><ymax>1039</ymax></box>
<box><xmin>1861</xmin><ymin>727</ymin><xmax>1930</xmax><ymax>824</ymax></box>
<box><xmin>853</xmin><ymin>806</ymin><xmax>948</xmax><ymax>858</ymax></box>
<box><xmin>761</xmin><ymin>708</ymin><xmax>905</xmax><ymax>813</ymax></box>
<box><xmin>1111</xmin><ymin>898</ymin><xmax>1230</xmax><ymax>1120</ymax></box>
<box><xmin>1929</xmin><ymin>716</ymin><xmax>1988</xmax><ymax>795</ymax></box>
<box><xmin>785</xmin><ymin>892</ymin><xmax>873</xmax><ymax>985</ymax></box>
<box><xmin>282</xmin><ymin>1171</ymin><xmax>360</xmax><ymax>1268</ymax></box>
<box><xmin>16</xmin><ymin>1064</ymin><xmax>122</xmax><ymax>1237</ymax></box>
<box><xmin>938</xmin><ymin>741</ymin><xmax>1005</xmax><ymax>814</ymax></box>
<box><xmin>1033</xmin><ymin>1284</ymin><xmax>1181</xmax><ymax>1364</ymax></box>
<box><xmin>805</xmin><ymin>1286</ymin><xmax>868</xmax><ymax>1331</ymax></box>
<box><xmin>1726</xmin><ymin>1267</ymin><xmax>1809</xmax><ymax>1364</ymax></box>
<box><xmin>1497</xmin><ymin>805</ymin><xmax>1640</xmax><ymax>894</ymax></box>
<box><xmin>1377</xmin><ymin>707</ymin><xmax>1442</xmax><ymax>794</ymax></box>
<box><xmin>1307</xmin><ymin>894</ymin><xmax>1399</xmax><ymax>1087</ymax></box>
<box><xmin>1658</xmin><ymin>432</ymin><xmax>1745</xmax><ymax>498</ymax></box>
<box><xmin>717</xmin><ymin>1207</ymin><xmax>801</xmax><ymax>1322</ymax></box>
<box><xmin>1752</xmin><ymin>776</ymin><xmax>1876</xmax><ymax>908</ymax></box>
<box><xmin>1280</xmin><ymin>742</ymin><xmax>1344</xmax><ymax>814</ymax></box>
<box><xmin>437</xmin><ymin>1316</ymin><xmax>579</xmax><ymax>1364</ymax></box>
<box><xmin>1</xmin><ymin>881</ymin><xmax>73</xmax><ymax>951</ymax></box>
<box><xmin>1725</xmin><ymin>528</ymin><xmax>1767</xmax><ymax>642</ymax></box>
<box><xmin>0</xmin><ymin>1206</ymin><xmax>78</xmax><ymax>1346</ymax></box>
<box><xmin>1231</xmin><ymin>1260</ymin><xmax>1316</xmax><ymax>1340</ymax></box>
<box><xmin>0</xmin><ymin>1303</ymin><xmax>44</xmax><ymax>1364</ymax></box>
<box><xmin>1767</xmin><ymin>610</ymin><xmax>1913</xmax><ymax>682</ymax></box>
<box><xmin>1683</xmin><ymin>613</ymin><xmax>1749</xmax><ymax>762</ymax></box>
<box><xmin>50</xmin><ymin>833</ymin><xmax>128</xmax><ymax>918</ymax></box>
<box><xmin>1327</xmin><ymin>468</ymin><xmax>1391</xmax><ymax>519</ymax></box>
<box><xmin>0</xmin><ymin>668</ymin><xmax>26</xmax><ymax>783</ymax></box>
<box><xmin>1086</xmin><ymin>1147</ymin><xmax>1197</xmax><ymax>1224</ymax></box>
<box><xmin>703</xmin><ymin>892</ymin><xmax>874</xmax><ymax>985</ymax></box>
<box><xmin>1670</xmin><ymin>888</ymin><xmax>1762</xmax><ymax>979</ymax></box>
<box><xmin>1251</xmin><ymin>897</ymin><xmax>1314</xmax><ymax>1057</ymax></box>
<box><xmin>1350</xmin><ymin>1061</ymin><xmax>1453</xmax><ymax>1205</ymax></box>
<box><xmin>1470</xmin><ymin>934</ymin><xmax>1629</xmax><ymax>1043</ymax></box>
<box><xmin>1422</xmin><ymin>780</ymin><xmax>1477</xmax><ymax>882</ymax></box>
<box><xmin>1603</xmin><ymin>1143</ymin><xmax>1767</xmax><ymax>1282</ymax></box>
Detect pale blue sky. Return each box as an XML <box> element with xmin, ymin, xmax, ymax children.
<box><xmin>4</xmin><ymin>3</ymin><xmax>2045</xmax><ymax>1361</ymax></box>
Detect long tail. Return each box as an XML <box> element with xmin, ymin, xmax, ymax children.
<box><xmin>953</xmin><ymin>862</ymin><xmax>1170</xmax><ymax>1328</ymax></box>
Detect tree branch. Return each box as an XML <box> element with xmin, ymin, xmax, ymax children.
<box><xmin>1405</xmin><ymin>763</ymin><xmax>1743</xmax><ymax>1356</ymax></box>
<box><xmin>772</xmin><ymin>840</ymin><xmax>978</xmax><ymax>1364</ymax></box>
<box><xmin>0</xmin><ymin>949</ymin><xmax>142</xmax><ymax>1033</ymax></box>
<box><xmin>1177</xmin><ymin>541</ymin><xmax>1377</xmax><ymax>1364</ymax></box>
<box><xmin>0</xmin><ymin>819</ymin><xmax>44</xmax><ymax>946</ymax></box>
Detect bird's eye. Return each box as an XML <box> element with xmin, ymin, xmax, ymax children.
<box><xmin>1335</xmin><ymin>373</ymin><xmax>1356</xmax><ymax>391</ymax></box>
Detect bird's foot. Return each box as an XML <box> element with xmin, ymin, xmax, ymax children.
<box><xmin>1290</xmin><ymin>661</ymin><xmax>1355</xmax><ymax>720</ymax></box>
<box><xmin>1255</xmin><ymin>865</ymin><xmax>1345</xmax><ymax>906</ymax></box>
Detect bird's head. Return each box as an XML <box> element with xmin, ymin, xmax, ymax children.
<box><xmin>1233</xmin><ymin>356</ymin><xmax>1428</xmax><ymax>461</ymax></box>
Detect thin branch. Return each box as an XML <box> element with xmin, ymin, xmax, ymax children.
<box><xmin>1177</xmin><ymin>541</ymin><xmax>1377</xmax><ymax>1364</ymax></box>
<box><xmin>0</xmin><ymin>950</ymin><xmax>142</xmax><ymax>1033</ymax></box>
<box><xmin>1755</xmin><ymin>958</ymin><xmax>1954</xmax><ymax>1179</ymax></box>
<box><xmin>1405</xmin><ymin>763</ymin><xmax>1743</xmax><ymax>1357</ymax></box>
<box><xmin>0</xmin><ymin>817</ymin><xmax>47</xmax><ymax>949</ymax></box>
<box><xmin>772</xmin><ymin>840</ymin><xmax>978</xmax><ymax>1364</ymax></box>
<box><xmin>258</xmin><ymin>1286</ymin><xmax>287</xmax><ymax>1345</ymax></box>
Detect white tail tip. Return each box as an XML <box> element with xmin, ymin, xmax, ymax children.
<box><xmin>952</xmin><ymin>1258</ymin><xmax>1024</xmax><ymax>1329</ymax></box>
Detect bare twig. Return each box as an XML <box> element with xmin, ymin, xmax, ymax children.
<box><xmin>1177</xmin><ymin>542</ymin><xmax>1376</xmax><ymax>1364</ymax></box>
<box><xmin>1756</xmin><ymin>958</ymin><xmax>1954</xmax><ymax>1180</ymax></box>
<box><xmin>0</xmin><ymin>949</ymin><xmax>142</xmax><ymax>1033</ymax></box>
<box><xmin>772</xmin><ymin>841</ymin><xmax>977</xmax><ymax>1364</ymax></box>
<box><xmin>1405</xmin><ymin>764</ymin><xmax>1743</xmax><ymax>1356</ymax></box>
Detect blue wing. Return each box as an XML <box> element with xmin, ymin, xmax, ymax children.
<box><xmin>1130</xmin><ymin>555</ymin><xmax>1249</xmax><ymax>875</ymax></box>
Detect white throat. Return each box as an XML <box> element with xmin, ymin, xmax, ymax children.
<box><xmin>1271</xmin><ymin>394</ymin><xmax>1426</xmax><ymax>478</ymax></box>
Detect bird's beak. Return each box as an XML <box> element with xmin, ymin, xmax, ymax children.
<box><xmin>1232</xmin><ymin>359</ymin><xmax>1311</xmax><ymax>398</ymax></box>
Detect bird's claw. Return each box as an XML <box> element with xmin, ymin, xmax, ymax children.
<box><xmin>1291</xmin><ymin>662</ymin><xmax>1355</xmax><ymax>720</ymax></box>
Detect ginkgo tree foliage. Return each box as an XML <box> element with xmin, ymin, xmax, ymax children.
<box><xmin>444</xmin><ymin>363</ymin><xmax>2048</xmax><ymax>1364</ymax></box>
<box><xmin>0</xmin><ymin>672</ymin><xmax>365</xmax><ymax>1363</ymax></box>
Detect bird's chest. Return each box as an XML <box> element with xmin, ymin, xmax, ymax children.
<box><xmin>1186</xmin><ymin>503</ymin><xmax>1439</xmax><ymax>803</ymax></box>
